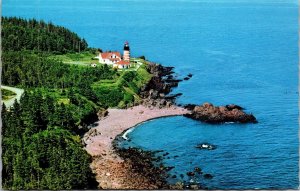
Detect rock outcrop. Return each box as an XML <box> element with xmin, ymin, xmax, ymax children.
<box><xmin>97</xmin><ymin>109</ymin><xmax>108</xmax><ymax>119</ymax></box>
<box><xmin>184</xmin><ymin>103</ymin><xmax>257</xmax><ymax>124</ymax></box>
<box><xmin>140</xmin><ymin>62</ymin><xmax>182</xmax><ymax>108</ymax></box>
<box><xmin>82</xmin><ymin>128</ymin><xmax>101</xmax><ymax>145</ymax></box>
<box><xmin>183</xmin><ymin>73</ymin><xmax>193</xmax><ymax>81</ymax></box>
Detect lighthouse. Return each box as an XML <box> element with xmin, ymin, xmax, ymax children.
<box><xmin>123</xmin><ymin>41</ymin><xmax>130</xmax><ymax>62</ymax></box>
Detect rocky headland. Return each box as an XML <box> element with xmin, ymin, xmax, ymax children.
<box><xmin>184</xmin><ymin>103</ymin><xmax>257</xmax><ymax>124</ymax></box>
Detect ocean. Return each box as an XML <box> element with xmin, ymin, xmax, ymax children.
<box><xmin>3</xmin><ymin>0</ymin><xmax>298</xmax><ymax>189</ymax></box>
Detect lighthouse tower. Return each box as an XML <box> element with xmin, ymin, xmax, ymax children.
<box><xmin>123</xmin><ymin>41</ymin><xmax>130</xmax><ymax>62</ymax></box>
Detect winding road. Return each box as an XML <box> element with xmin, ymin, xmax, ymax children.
<box><xmin>1</xmin><ymin>85</ymin><xmax>24</xmax><ymax>108</ymax></box>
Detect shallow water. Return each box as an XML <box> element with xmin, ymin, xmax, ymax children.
<box><xmin>3</xmin><ymin>0</ymin><xmax>298</xmax><ymax>189</ymax></box>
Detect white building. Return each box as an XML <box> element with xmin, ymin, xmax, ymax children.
<box><xmin>98</xmin><ymin>42</ymin><xmax>132</xmax><ymax>69</ymax></box>
<box><xmin>115</xmin><ymin>60</ymin><xmax>131</xmax><ymax>69</ymax></box>
<box><xmin>99</xmin><ymin>52</ymin><xmax>122</xmax><ymax>65</ymax></box>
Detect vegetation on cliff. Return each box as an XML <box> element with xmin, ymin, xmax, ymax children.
<box><xmin>2</xmin><ymin>17</ymin><xmax>152</xmax><ymax>189</ymax></box>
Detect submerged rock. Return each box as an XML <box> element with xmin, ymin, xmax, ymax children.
<box><xmin>186</xmin><ymin>172</ymin><xmax>195</xmax><ymax>176</ymax></box>
<box><xmin>194</xmin><ymin>167</ymin><xmax>202</xmax><ymax>173</ymax></box>
<box><xmin>165</xmin><ymin>166</ymin><xmax>175</xmax><ymax>171</ymax></box>
<box><xmin>203</xmin><ymin>173</ymin><xmax>213</xmax><ymax>179</ymax></box>
<box><xmin>184</xmin><ymin>73</ymin><xmax>193</xmax><ymax>81</ymax></box>
<box><xmin>163</xmin><ymin>152</ymin><xmax>169</xmax><ymax>156</ymax></box>
<box><xmin>184</xmin><ymin>102</ymin><xmax>257</xmax><ymax>124</ymax></box>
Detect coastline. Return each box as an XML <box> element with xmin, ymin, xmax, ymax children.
<box><xmin>82</xmin><ymin>60</ymin><xmax>257</xmax><ymax>189</ymax></box>
<box><xmin>84</xmin><ymin>105</ymin><xmax>190</xmax><ymax>189</ymax></box>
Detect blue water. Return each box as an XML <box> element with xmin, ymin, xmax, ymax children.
<box><xmin>3</xmin><ymin>0</ymin><xmax>299</xmax><ymax>189</ymax></box>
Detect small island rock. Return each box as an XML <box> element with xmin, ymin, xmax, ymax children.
<box><xmin>184</xmin><ymin>103</ymin><xmax>257</xmax><ymax>124</ymax></box>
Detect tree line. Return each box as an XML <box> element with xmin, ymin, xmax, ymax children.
<box><xmin>1</xmin><ymin>17</ymin><xmax>101</xmax><ymax>189</ymax></box>
<box><xmin>2</xmin><ymin>16</ymin><xmax>88</xmax><ymax>53</ymax></box>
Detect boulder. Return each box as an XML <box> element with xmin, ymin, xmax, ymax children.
<box><xmin>226</xmin><ymin>104</ymin><xmax>243</xmax><ymax>110</ymax></box>
<box><xmin>149</xmin><ymin>89</ymin><xmax>159</xmax><ymax>99</ymax></box>
<box><xmin>166</xmin><ymin>101</ymin><xmax>173</xmax><ymax>108</ymax></box>
<box><xmin>160</xmin><ymin>99</ymin><xmax>167</xmax><ymax>106</ymax></box>
<box><xmin>184</xmin><ymin>104</ymin><xmax>197</xmax><ymax>110</ymax></box>
<box><xmin>190</xmin><ymin>184</ymin><xmax>200</xmax><ymax>190</ymax></box>
<box><xmin>159</xmin><ymin>93</ymin><xmax>165</xmax><ymax>98</ymax></box>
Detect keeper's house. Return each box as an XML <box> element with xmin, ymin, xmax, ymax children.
<box><xmin>98</xmin><ymin>42</ymin><xmax>131</xmax><ymax>69</ymax></box>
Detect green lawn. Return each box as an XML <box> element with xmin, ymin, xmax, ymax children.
<box><xmin>49</xmin><ymin>51</ymin><xmax>98</xmax><ymax>66</ymax></box>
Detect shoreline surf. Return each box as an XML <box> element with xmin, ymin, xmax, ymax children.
<box><xmin>84</xmin><ymin>105</ymin><xmax>190</xmax><ymax>189</ymax></box>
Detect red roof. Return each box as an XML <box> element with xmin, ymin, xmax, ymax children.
<box><xmin>100</xmin><ymin>52</ymin><xmax>121</xmax><ymax>60</ymax></box>
<box><xmin>117</xmin><ymin>60</ymin><xmax>130</xmax><ymax>65</ymax></box>
<box><xmin>110</xmin><ymin>58</ymin><xmax>121</xmax><ymax>62</ymax></box>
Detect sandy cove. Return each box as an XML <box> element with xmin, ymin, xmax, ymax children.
<box><xmin>84</xmin><ymin>105</ymin><xmax>190</xmax><ymax>189</ymax></box>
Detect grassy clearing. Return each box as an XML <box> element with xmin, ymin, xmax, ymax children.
<box><xmin>43</xmin><ymin>53</ymin><xmax>152</xmax><ymax>109</ymax></box>
<box><xmin>58</xmin><ymin>98</ymin><xmax>70</xmax><ymax>105</ymax></box>
<box><xmin>91</xmin><ymin>63</ymin><xmax>152</xmax><ymax>108</ymax></box>
<box><xmin>49</xmin><ymin>51</ymin><xmax>97</xmax><ymax>66</ymax></box>
<box><xmin>2</xmin><ymin>89</ymin><xmax>17</xmax><ymax>100</ymax></box>
<box><xmin>135</xmin><ymin>64</ymin><xmax>152</xmax><ymax>88</ymax></box>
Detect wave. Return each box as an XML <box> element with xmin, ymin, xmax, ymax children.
<box><xmin>121</xmin><ymin>119</ymin><xmax>158</xmax><ymax>140</ymax></box>
<box><xmin>122</xmin><ymin>127</ymin><xmax>136</xmax><ymax>140</ymax></box>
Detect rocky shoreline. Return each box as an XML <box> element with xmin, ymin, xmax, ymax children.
<box><xmin>112</xmin><ymin>142</ymin><xmax>169</xmax><ymax>189</ymax></box>
<box><xmin>84</xmin><ymin>61</ymin><xmax>258</xmax><ymax>189</ymax></box>
<box><xmin>139</xmin><ymin>62</ymin><xmax>183</xmax><ymax>108</ymax></box>
<box><xmin>112</xmin><ymin>135</ymin><xmax>212</xmax><ymax>190</ymax></box>
<box><xmin>139</xmin><ymin>62</ymin><xmax>257</xmax><ymax>124</ymax></box>
<box><xmin>109</xmin><ymin>62</ymin><xmax>258</xmax><ymax>189</ymax></box>
<box><xmin>84</xmin><ymin>105</ymin><xmax>189</xmax><ymax>189</ymax></box>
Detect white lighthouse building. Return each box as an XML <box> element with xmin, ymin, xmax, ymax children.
<box><xmin>98</xmin><ymin>41</ymin><xmax>131</xmax><ymax>69</ymax></box>
<box><xmin>123</xmin><ymin>41</ymin><xmax>130</xmax><ymax>62</ymax></box>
